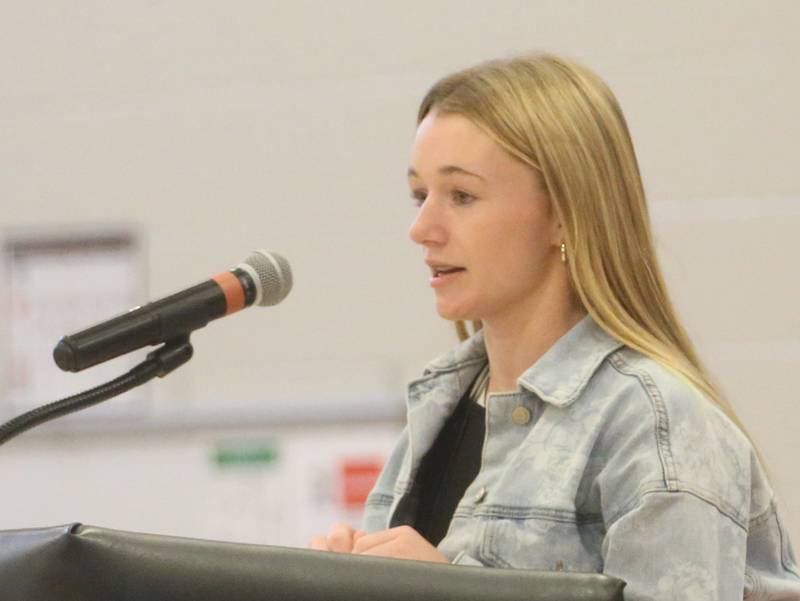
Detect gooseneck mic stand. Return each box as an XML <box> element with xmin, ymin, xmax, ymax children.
<box><xmin>0</xmin><ymin>337</ymin><xmax>193</xmax><ymax>447</ymax></box>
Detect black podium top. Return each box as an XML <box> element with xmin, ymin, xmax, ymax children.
<box><xmin>0</xmin><ymin>523</ymin><xmax>624</xmax><ymax>601</ymax></box>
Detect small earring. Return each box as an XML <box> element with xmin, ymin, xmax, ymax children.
<box><xmin>560</xmin><ymin>242</ymin><xmax>567</xmax><ymax>264</ymax></box>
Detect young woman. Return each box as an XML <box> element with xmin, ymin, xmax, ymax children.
<box><xmin>311</xmin><ymin>54</ymin><xmax>800</xmax><ymax>600</ymax></box>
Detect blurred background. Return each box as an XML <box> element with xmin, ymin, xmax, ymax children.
<box><xmin>1</xmin><ymin>1</ymin><xmax>798</xmax><ymax>548</ymax></box>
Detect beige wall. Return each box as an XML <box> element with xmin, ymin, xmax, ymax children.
<box><xmin>1</xmin><ymin>2</ymin><xmax>798</xmax><ymax>547</ymax></box>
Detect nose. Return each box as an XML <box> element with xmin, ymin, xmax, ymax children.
<box><xmin>409</xmin><ymin>197</ymin><xmax>447</xmax><ymax>247</ymax></box>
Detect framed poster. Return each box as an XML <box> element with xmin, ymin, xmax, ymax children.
<box><xmin>1</xmin><ymin>228</ymin><xmax>149</xmax><ymax>426</ymax></box>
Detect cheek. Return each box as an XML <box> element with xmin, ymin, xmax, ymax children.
<box><xmin>490</xmin><ymin>232</ymin><xmax>554</xmax><ymax>302</ymax></box>
<box><xmin>486</xmin><ymin>216</ymin><xmax>551</xmax><ymax>268</ymax></box>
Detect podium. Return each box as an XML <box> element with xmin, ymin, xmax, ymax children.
<box><xmin>0</xmin><ymin>523</ymin><xmax>625</xmax><ymax>600</ymax></box>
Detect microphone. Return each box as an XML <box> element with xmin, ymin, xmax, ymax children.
<box><xmin>52</xmin><ymin>250</ymin><xmax>292</xmax><ymax>373</ymax></box>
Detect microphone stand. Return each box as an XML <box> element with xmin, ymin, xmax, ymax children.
<box><xmin>0</xmin><ymin>337</ymin><xmax>193</xmax><ymax>448</ymax></box>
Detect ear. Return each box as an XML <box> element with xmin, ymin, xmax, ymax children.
<box><xmin>537</xmin><ymin>174</ymin><xmax>565</xmax><ymax>247</ymax></box>
<box><xmin>549</xmin><ymin>207</ymin><xmax>565</xmax><ymax>248</ymax></box>
<box><xmin>553</xmin><ymin>220</ymin><xmax>564</xmax><ymax>246</ymax></box>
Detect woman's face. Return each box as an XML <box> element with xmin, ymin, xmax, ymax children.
<box><xmin>407</xmin><ymin>111</ymin><xmax>562</xmax><ymax>324</ymax></box>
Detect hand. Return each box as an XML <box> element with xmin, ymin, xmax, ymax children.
<box><xmin>309</xmin><ymin>523</ymin><xmax>366</xmax><ymax>553</ymax></box>
<box><xmin>352</xmin><ymin>526</ymin><xmax>449</xmax><ymax>563</ymax></box>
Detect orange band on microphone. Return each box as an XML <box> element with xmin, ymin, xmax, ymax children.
<box><xmin>212</xmin><ymin>272</ymin><xmax>245</xmax><ymax>315</ymax></box>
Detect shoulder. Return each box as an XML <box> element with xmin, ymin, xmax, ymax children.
<box><xmin>587</xmin><ymin>347</ymin><xmax>763</xmax><ymax>528</ymax></box>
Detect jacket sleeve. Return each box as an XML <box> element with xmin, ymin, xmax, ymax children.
<box><xmin>361</xmin><ymin>427</ymin><xmax>410</xmax><ymax>533</ymax></box>
<box><xmin>602</xmin><ymin>490</ymin><xmax>748</xmax><ymax>601</ymax></box>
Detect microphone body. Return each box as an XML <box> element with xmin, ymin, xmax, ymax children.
<box><xmin>53</xmin><ymin>251</ymin><xmax>291</xmax><ymax>373</ymax></box>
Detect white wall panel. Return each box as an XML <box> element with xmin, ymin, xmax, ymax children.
<box><xmin>1</xmin><ymin>0</ymin><xmax>798</xmax><ymax>548</ymax></box>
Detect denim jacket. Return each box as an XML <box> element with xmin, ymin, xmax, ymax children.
<box><xmin>363</xmin><ymin>317</ymin><xmax>800</xmax><ymax>600</ymax></box>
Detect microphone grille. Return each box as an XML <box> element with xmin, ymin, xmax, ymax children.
<box><xmin>241</xmin><ymin>250</ymin><xmax>293</xmax><ymax>306</ymax></box>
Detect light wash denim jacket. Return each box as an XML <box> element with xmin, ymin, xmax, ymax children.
<box><xmin>363</xmin><ymin>317</ymin><xmax>800</xmax><ymax>600</ymax></box>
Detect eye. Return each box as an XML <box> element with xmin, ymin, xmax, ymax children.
<box><xmin>410</xmin><ymin>189</ymin><xmax>427</xmax><ymax>207</ymax></box>
<box><xmin>452</xmin><ymin>189</ymin><xmax>476</xmax><ymax>205</ymax></box>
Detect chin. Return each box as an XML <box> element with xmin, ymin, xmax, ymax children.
<box><xmin>435</xmin><ymin>300</ymin><xmax>477</xmax><ymax>323</ymax></box>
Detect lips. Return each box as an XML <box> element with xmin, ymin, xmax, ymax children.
<box><xmin>432</xmin><ymin>266</ymin><xmax>465</xmax><ymax>276</ymax></box>
<box><xmin>427</xmin><ymin>261</ymin><xmax>466</xmax><ymax>287</ymax></box>
<box><xmin>426</xmin><ymin>261</ymin><xmax>466</xmax><ymax>277</ymax></box>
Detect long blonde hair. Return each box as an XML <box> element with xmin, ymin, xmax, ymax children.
<box><xmin>419</xmin><ymin>53</ymin><xmax>746</xmax><ymax>434</ymax></box>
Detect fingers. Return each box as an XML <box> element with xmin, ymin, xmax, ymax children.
<box><xmin>326</xmin><ymin>523</ymin><xmax>358</xmax><ymax>553</ymax></box>
<box><xmin>352</xmin><ymin>526</ymin><xmax>449</xmax><ymax>563</ymax></box>
<box><xmin>308</xmin><ymin>523</ymin><xmax>361</xmax><ymax>553</ymax></box>
<box><xmin>310</xmin><ymin>524</ymin><xmax>450</xmax><ymax>563</ymax></box>
<box><xmin>352</xmin><ymin>525</ymin><xmax>411</xmax><ymax>554</ymax></box>
<box><xmin>357</xmin><ymin>540</ymin><xmax>397</xmax><ymax>558</ymax></box>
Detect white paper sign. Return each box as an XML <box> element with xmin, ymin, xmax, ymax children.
<box><xmin>3</xmin><ymin>231</ymin><xmax>148</xmax><ymax>422</ymax></box>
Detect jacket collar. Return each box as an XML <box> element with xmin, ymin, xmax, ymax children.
<box><xmin>516</xmin><ymin>315</ymin><xmax>623</xmax><ymax>407</ymax></box>
<box><xmin>421</xmin><ymin>315</ymin><xmax>623</xmax><ymax>408</ymax></box>
<box><xmin>421</xmin><ymin>330</ymin><xmax>487</xmax><ymax>376</ymax></box>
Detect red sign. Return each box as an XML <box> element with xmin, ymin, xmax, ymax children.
<box><xmin>340</xmin><ymin>458</ymin><xmax>384</xmax><ymax>510</ymax></box>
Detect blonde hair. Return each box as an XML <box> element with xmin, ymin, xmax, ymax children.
<box><xmin>418</xmin><ymin>53</ymin><xmax>746</xmax><ymax>435</ymax></box>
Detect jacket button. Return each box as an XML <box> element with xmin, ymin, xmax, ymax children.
<box><xmin>474</xmin><ymin>486</ymin><xmax>487</xmax><ymax>503</ymax></box>
<box><xmin>511</xmin><ymin>406</ymin><xmax>531</xmax><ymax>425</ymax></box>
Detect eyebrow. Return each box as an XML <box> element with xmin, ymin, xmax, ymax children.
<box><xmin>407</xmin><ymin>165</ymin><xmax>487</xmax><ymax>181</ymax></box>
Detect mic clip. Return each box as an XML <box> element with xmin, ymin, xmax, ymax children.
<box><xmin>145</xmin><ymin>336</ymin><xmax>194</xmax><ymax>379</ymax></box>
